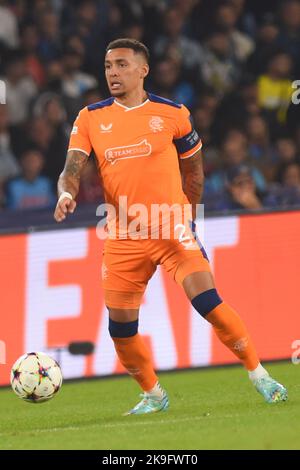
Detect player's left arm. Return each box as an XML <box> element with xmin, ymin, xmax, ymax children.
<box><xmin>179</xmin><ymin>150</ymin><xmax>204</xmax><ymax>220</ymax></box>
<box><xmin>174</xmin><ymin>104</ymin><xmax>204</xmax><ymax>220</ymax></box>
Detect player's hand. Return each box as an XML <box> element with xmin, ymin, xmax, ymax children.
<box><xmin>54</xmin><ymin>196</ymin><xmax>77</xmax><ymax>222</ymax></box>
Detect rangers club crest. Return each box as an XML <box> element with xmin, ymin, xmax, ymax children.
<box><xmin>149</xmin><ymin>116</ymin><xmax>164</xmax><ymax>132</ymax></box>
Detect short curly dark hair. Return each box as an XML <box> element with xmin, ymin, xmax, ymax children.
<box><xmin>106</xmin><ymin>38</ymin><xmax>150</xmax><ymax>64</ymax></box>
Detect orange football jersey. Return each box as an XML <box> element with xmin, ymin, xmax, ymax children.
<box><xmin>68</xmin><ymin>93</ymin><xmax>202</xmax><ymax>237</ymax></box>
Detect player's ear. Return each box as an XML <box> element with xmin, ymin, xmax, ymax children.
<box><xmin>141</xmin><ymin>64</ymin><xmax>149</xmax><ymax>79</ymax></box>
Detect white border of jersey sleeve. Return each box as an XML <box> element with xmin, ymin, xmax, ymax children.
<box><xmin>68</xmin><ymin>148</ymin><xmax>90</xmax><ymax>156</ymax></box>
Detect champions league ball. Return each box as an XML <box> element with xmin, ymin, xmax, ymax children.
<box><xmin>10</xmin><ymin>352</ymin><xmax>63</xmax><ymax>403</ymax></box>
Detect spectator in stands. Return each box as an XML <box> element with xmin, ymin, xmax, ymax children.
<box><xmin>171</xmin><ymin>0</ymin><xmax>205</xmax><ymax>40</ymax></box>
<box><xmin>214</xmin><ymin>77</ymin><xmax>260</xmax><ymax>141</ymax></box>
<box><xmin>117</xmin><ymin>0</ymin><xmax>144</xmax><ymax>23</ymax></box>
<box><xmin>272</xmin><ymin>135</ymin><xmax>299</xmax><ymax>184</ymax></box>
<box><xmin>257</xmin><ymin>51</ymin><xmax>294</xmax><ymax>125</ymax></box>
<box><xmin>152</xmin><ymin>58</ymin><xmax>196</xmax><ymax>108</ymax></box>
<box><xmin>197</xmin><ymin>88</ymin><xmax>220</xmax><ymax>116</ymax></box>
<box><xmin>193</xmin><ymin>106</ymin><xmax>215</xmax><ymax>148</ymax></box>
<box><xmin>281</xmin><ymin>161</ymin><xmax>300</xmax><ymax>189</ymax></box>
<box><xmin>173</xmin><ymin>0</ymin><xmax>200</xmax><ymax>16</ymax></box>
<box><xmin>154</xmin><ymin>7</ymin><xmax>202</xmax><ymax>74</ymax></box>
<box><xmin>275</xmin><ymin>136</ymin><xmax>298</xmax><ymax>163</ymax></box>
<box><xmin>214</xmin><ymin>2</ymin><xmax>255</xmax><ymax>62</ymax></box>
<box><xmin>206</xmin><ymin>164</ymin><xmax>263</xmax><ymax>212</ymax></box>
<box><xmin>123</xmin><ymin>22</ymin><xmax>145</xmax><ymax>43</ymax></box>
<box><xmin>199</xmin><ymin>29</ymin><xmax>241</xmax><ymax>97</ymax></box>
<box><xmin>69</xmin><ymin>0</ymin><xmax>108</xmax><ymax>78</ymax></box>
<box><xmin>5</xmin><ymin>149</ymin><xmax>55</xmax><ymax>210</ymax></box>
<box><xmin>207</xmin><ymin>130</ymin><xmax>266</xmax><ymax>194</ymax></box>
<box><xmin>33</xmin><ymin>92</ymin><xmax>70</xmax><ymax>139</ymax></box>
<box><xmin>44</xmin><ymin>58</ymin><xmax>64</xmax><ymax>94</ymax></box>
<box><xmin>36</xmin><ymin>9</ymin><xmax>62</xmax><ymax>62</ymax></box>
<box><xmin>228</xmin><ymin>0</ymin><xmax>257</xmax><ymax>38</ymax></box>
<box><xmin>0</xmin><ymin>105</ymin><xmax>20</xmax><ymax>207</ymax></box>
<box><xmin>61</xmin><ymin>47</ymin><xmax>98</xmax><ymax>121</ymax></box>
<box><xmin>247</xmin><ymin>14</ymin><xmax>280</xmax><ymax>75</ymax></box>
<box><xmin>246</xmin><ymin>115</ymin><xmax>276</xmax><ymax>179</ymax></box>
<box><xmin>15</xmin><ymin>116</ymin><xmax>68</xmax><ymax>185</ymax></box>
<box><xmin>0</xmin><ymin>0</ymin><xmax>19</xmax><ymax>49</ymax></box>
<box><xmin>265</xmin><ymin>161</ymin><xmax>300</xmax><ymax>207</ymax></box>
<box><xmin>3</xmin><ymin>52</ymin><xmax>38</xmax><ymax>126</ymax></box>
<box><xmin>193</xmin><ymin>106</ymin><xmax>219</xmax><ymax>174</ymax></box>
<box><xmin>99</xmin><ymin>1</ymin><xmax>123</xmax><ymax>48</ymax></box>
<box><xmin>277</xmin><ymin>0</ymin><xmax>300</xmax><ymax>72</ymax></box>
<box><xmin>65</xmin><ymin>34</ymin><xmax>86</xmax><ymax>58</ymax></box>
<box><xmin>0</xmin><ymin>106</ymin><xmax>20</xmax><ymax>180</ymax></box>
<box><xmin>20</xmin><ymin>22</ymin><xmax>45</xmax><ymax>88</ymax></box>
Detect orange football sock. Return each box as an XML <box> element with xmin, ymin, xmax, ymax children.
<box><xmin>112</xmin><ymin>334</ymin><xmax>158</xmax><ymax>391</ymax></box>
<box><xmin>206</xmin><ymin>302</ymin><xmax>259</xmax><ymax>371</ymax></box>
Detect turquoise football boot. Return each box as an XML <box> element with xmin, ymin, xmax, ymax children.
<box><xmin>124</xmin><ymin>391</ymin><xmax>169</xmax><ymax>416</ymax></box>
<box><xmin>253</xmin><ymin>375</ymin><xmax>288</xmax><ymax>403</ymax></box>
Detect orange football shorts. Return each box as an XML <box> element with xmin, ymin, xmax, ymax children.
<box><xmin>102</xmin><ymin>234</ymin><xmax>211</xmax><ymax>309</ymax></box>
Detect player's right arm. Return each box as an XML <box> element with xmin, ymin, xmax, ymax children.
<box><xmin>54</xmin><ymin>107</ymin><xmax>92</xmax><ymax>222</ymax></box>
<box><xmin>54</xmin><ymin>150</ymin><xmax>88</xmax><ymax>222</ymax></box>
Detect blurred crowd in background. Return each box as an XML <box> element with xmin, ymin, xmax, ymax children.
<box><xmin>1</xmin><ymin>0</ymin><xmax>300</xmax><ymax>214</ymax></box>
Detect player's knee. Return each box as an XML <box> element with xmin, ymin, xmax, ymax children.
<box><xmin>108</xmin><ymin>318</ymin><xmax>139</xmax><ymax>338</ymax></box>
<box><xmin>191</xmin><ymin>288</ymin><xmax>223</xmax><ymax>318</ymax></box>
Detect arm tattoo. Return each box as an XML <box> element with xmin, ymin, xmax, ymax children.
<box><xmin>57</xmin><ymin>150</ymin><xmax>89</xmax><ymax>198</ymax></box>
<box><xmin>179</xmin><ymin>150</ymin><xmax>204</xmax><ymax>219</ymax></box>
<box><xmin>64</xmin><ymin>151</ymin><xmax>88</xmax><ymax>179</ymax></box>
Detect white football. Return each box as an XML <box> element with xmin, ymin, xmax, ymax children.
<box><xmin>10</xmin><ymin>352</ymin><xmax>63</xmax><ymax>403</ymax></box>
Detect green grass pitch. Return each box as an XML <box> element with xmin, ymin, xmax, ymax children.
<box><xmin>0</xmin><ymin>361</ymin><xmax>298</xmax><ymax>450</ymax></box>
